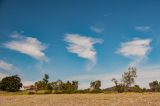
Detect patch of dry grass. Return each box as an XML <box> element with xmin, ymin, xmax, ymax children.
<box><xmin>0</xmin><ymin>93</ymin><xmax>160</xmax><ymax>106</ymax></box>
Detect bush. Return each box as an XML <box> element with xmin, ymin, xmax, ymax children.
<box><xmin>44</xmin><ymin>90</ymin><xmax>52</xmax><ymax>94</ymax></box>
<box><xmin>89</xmin><ymin>90</ymin><xmax>103</xmax><ymax>93</ymax></box>
<box><xmin>53</xmin><ymin>89</ymin><xmax>103</xmax><ymax>94</ymax></box>
<box><xmin>128</xmin><ymin>85</ymin><xmax>143</xmax><ymax>92</ymax></box>
<box><xmin>37</xmin><ymin>90</ymin><xmax>52</xmax><ymax>94</ymax></box>
<box><xmin>115</xmin><ymin>84</ymin><xmax>125</xmax><ymax>93</ymax></box>
<box><xmin>74</xmin><ymin>90</ymin><xmax>86</xmax><ymax>94</ymax></box>
<box><xmin>53</xmin><ymin>90</ymin><xmax>63</xmax><ymax>94</ymax></box>
<box><xmin>28</xmin><ymin>92</ymin><xmax>35</xmax><ymax>95</ymax></box>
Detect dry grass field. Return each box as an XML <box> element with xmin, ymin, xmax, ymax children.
<box><xmin>1</xmin><ymin>93</ymin><xmax>160</xmax><ymax>106</ymax></box>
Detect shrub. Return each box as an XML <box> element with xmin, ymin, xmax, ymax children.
<box><xmin>89</xmin><ymin>90</ymin><xmax>103</xmax><ymax>93</ymax></box>
<box><xmin>128</xmin><ymin>85</ymin><xmax>142</xmax><ymax>92</ymax></box>
<box><xmin>115</xmin><ymin>84</ymin><xmax>125</xmax><ymax>93</ymax></box>
<box><xmin>28</xmin><ymin>92</ymin><xmax>35</xmax><ymax>95</ymax></box>
<box><xmin>44</xmin><ymin>90</ymin><xmax>52</xmax><ymax>94</ymax></box>
<box><xmin>37</xmin><ymin>90</ymin><xmax>52</xmax><ymax>94</ymax></box>
<box><xmin>53</xmin><ymin>90</ymin><xmax>63</xmax><ymax>94</ymax></box>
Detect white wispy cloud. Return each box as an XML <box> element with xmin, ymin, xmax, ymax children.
<box><xmin>64</xmin><ymin>33</ymin><xmax>103</xmax><ymax>70</ymax></box>
<box><xmin>117</xmin><ymin>38</ymin><xmax>152</xmax><ymax>66</ymax></box>
<box><xmin>0</xmin><ymin>60</ymin><xmax>21</xmax><ymax>75</ymax></box>
<box><xmin>0</xmin><ymin>60</ymin><xmax>14</xmax><ymax>71</ymax></box>
<box><xmin>90</xmin><ymin>26</ymin><xmax>104</xmax><ymax>33</ymax></box>
<box><xmin>117</xmin><ymin>38</ymin><xmax>152</xmax><ymax>57</ymax></box>
<box><xmin>4</xmin><ymin>33</ymin><xmax>48</xmax><ymax>62</ymax></box>
<box><xmin>135</xmin><ymin>26</ymin><xmax>151</xmax><ymax>32</ymax></box>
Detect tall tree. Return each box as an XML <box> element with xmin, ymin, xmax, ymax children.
<box><xmin>111</xmin><ymin>78</ymin><xmax>124</xmax><ymax>93</ymax></box>
<box><xmin>90</xmin><ymin>80</ymin><xmax>101</xmax><ymax>91</ymax></box>
<box><xmin>43</xmin><ymin>74</ymin><xmax>49</xmax><ymax>84</ymax></box>
<box><xmin>149</xmin><ymin>80</ymin><xmax>160</xmax><ymax>92</ymax></box>
<box><xmin>51</xmin><ymin>80</ymin><xmax>79</xmax><ymax>91</ymax></box>
<box><xmin>35</xmin><ymin>81</ymin><xmax>46</xmax><ymax>90</ymax></box>
<box><xmin>72</xmin><ymin>81</ymin><xmax>78</xmax><ymax>90</ymax></box>
<box><xmin>122</xmin><ymin>67</ymin><xmax>137</xmax><ymax>91</ymax></box>
<box><xmin>0</xmin><ymin>75</ymin><xmax>22</xmax><ymax>92</ymax></box>
<box><xmin>111</xmin><ymin>67</ymin><xmax>137</xmax><ymax>92</ymax></box>
<box><xmin>35</xmin><ymin>74</ymin><xmax>51</xmax><ymax>90</ymax></box>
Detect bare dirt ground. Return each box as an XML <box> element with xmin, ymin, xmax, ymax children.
<box><xmin>1</xmin><ymin>93</ymin><xmax>160</xmax><ymax>106</ymax></box>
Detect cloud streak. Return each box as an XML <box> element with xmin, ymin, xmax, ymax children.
<box><xmin>135</xmin><ymin>26</ymin><xmax>151</xmax><ymax>32</ymax></box>
<box><xmin>0</xmin><ymin>60</ymin><xmax>21</xmax><ymax>75</ymax></box>
<box><xmin>117</xmin><ymin>38</ymin><xmax>152</xmax><ymax>66</ymax></box>
<box><xmin>90</xmin><ymin>26</ymin><xmax>104</xmax><ymax>33</ymax></box>
<box><xmin>117</xmin><ymin>38</ymin><xmax>152</xmax><ymax>57</ymax></box>
<box><xmin>0</xmin><ymin>60</ymin><xmax>14</xmax><ymax>71</ymax></box>
<box><xmin>64</xmin><ymin>33</ymin><xmax>103</xmax><ymax>70</ymax></box>
<box><xmin>4</xmin><ymin>33</ymin><xmax>48</xmax><ymax>62</ymax></box>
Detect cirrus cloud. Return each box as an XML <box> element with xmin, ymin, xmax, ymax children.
<box><xmin>64</xmin><ymin>33</ymin><xmax>103</xmax><ymax>70</ymax></box>
<box><xmin>117</xmin><ymin>38</ymin><xmax>152</xmax><ymax>57</ymax></box>
<box><xmin>90</xmin><ymin>26</ymin><xmax>104</xmax><ymax>34</ymax></box>
<box><xmin>3</xmin><ymin>33</ymin><xmax>48</xmax><ymax>62</ymax></box>
<box><xmin>117</xmin><ymin>38</ymin><xmax>152</xmax><ymax>66</ymax></box>
<box><xmin>0</xmin><ymin>60</ymin><xmax>21</xmax><ymax>75</ymax></box>
<box><xmin>0</xmin><ymin>60</ymin><xmax>14</xmax><ymax>71</ymax></box>
<box><xmin>135</xmin><ymin>26</ymin><xmax>151</xmax><ymax>32</ymax></box>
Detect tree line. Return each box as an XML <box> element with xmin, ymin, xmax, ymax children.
<box><xmin>0</xmin><ymin>67</ymin><xmax>160</xmax><ymax>93</ymax></box>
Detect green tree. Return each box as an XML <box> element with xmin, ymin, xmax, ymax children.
<box><xmin>72</xmin><ymin>81</ymin><xmax>78</xmax><ymax>90</ymax></box>
<box><xmin>51</xmin><ymin>80</ymin><xmax>64</xmax><ymax>90</ymax></box>
<box><xmin>65</xmin><ymin>81</ymin><xmax>72</xmax><ymax>90</ymax></box>
<box><xmin>35</xmin><ymin>74</ymin><xmax>51</xmax><ymax>90</ymax></box>
<box><xmin>122</xmin><ymin>67</ymin><xmax>137</xmax><ymax>91</ymax></box>
<box><xmin>51</xmin><ymin>80</ymin><xmax>79</xmax><ymax>91</ymax></box>
<box><xmin>111</xmin><ymin>78</ymin><xmax>124</xmax><ymax>93</ymax></box>
<box><xmin>35</xmin><ymin>81</ymin><xmax>47</xmax><ymax>90</ymax></box>
<box><xmin>111</xmin><ymin>67</ymin><xmax>137</xmax><ymax>92</ymax></box>
<box><xmin>149</xmin><ymin>80</ymin><xmax>160</xmax><ymax>92</ymax></box>
<box><xmin>0</xmin><ymin>75</ymin><xmax>22</xmax><ymax>92</ymax></box>
<box><xmin>43</xmin><ymin>74</ymin><xmax>49</xmax><ymax>84</ymax></box>
<box><xmin>90</xmin><ymin>80</ymin><xmax>101</xmax><ymax>91</ymax></box>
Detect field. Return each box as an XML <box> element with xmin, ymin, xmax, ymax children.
<box><xmin>1</xmin><ymin>93</ymin><xmax>160</xmax><ymax>106</ymax></box>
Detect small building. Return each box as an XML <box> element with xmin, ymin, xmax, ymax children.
<box><xmin>23</xmin><ymin>85</ymin><xmax>35</xmax><ymax>90</ymax></box>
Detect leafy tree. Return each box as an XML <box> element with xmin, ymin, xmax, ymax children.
<box><xmin>35</xmin><ymin>74</ymin><xmax>52</xmax><ymax>90</ymax></box>
<box><xmin>50</xmin><ymin>81</ymin><xmax>58</xmax><ymax>90</ymax></box>
<box><xmin>0</xmin><ymin>75</ymin><xmax>22</xmax><ymax>92</ymax></box>
<box><xmin>43</xmin><ymin>74</ymin><xmax>49</xmax><ymax>84</ymax></box>
<box><xmin>51</xmin><ymin>80</ymin><xmax>64</xmax><ymax>90</ymax></box>
<box><xmin>90</xmin><ymin>80</ymin><xmax>101</xmax><ymax>91</ymax></box>
<box><xmin>111</xmin><ymin>67</ymin><xmax>137</xmax><ymax>92</ymax></box>
<box><xmin>149</xmin><ymin>80</ymin><xmax>160</xmax><ymax>92</ymax></box>
<box><xmin>111</xmin><ymin>78</ymin><xmax>124</xmax><ymax>93</ymax></box>
<box><xmin>51</xmin><ymin>80</ymin><xmax>78</xmax><ymax>91</ymax></box>
<box><xmin>111</xmin><ymin>78</ymin><xmax>118</xmax><ymax>87</ymax></box>
<box><xmin>122</xmin><ymin>67</ymin><xmax>137</xmax><ymax>91</ymax></box>
<box><xmin>72</xmin><ymin>81</ymin><xmax>78</xmax><ymax>90</ymax></box>
<box><xmin>35</xmin><ymin>81</ymin><xmax>46</xmax><ymax>90</ymax></box>
<box><xmin>65</xmin><ymin>81</ymin><xmax>72</xmax><ymax>90</ymax></box>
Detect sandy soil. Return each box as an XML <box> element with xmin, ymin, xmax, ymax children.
<box><xmin>1</xmin><ymin>93</ymin><xmax>160</xmax><ymax>106</ymax></box>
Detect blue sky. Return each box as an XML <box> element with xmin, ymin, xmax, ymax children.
<box><xmin>0</xmin><ymin>0</ymin><xmax>160</xmax><ymax>89</ymax></box>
